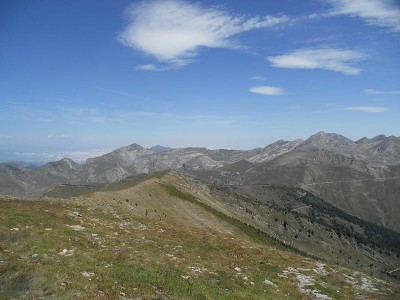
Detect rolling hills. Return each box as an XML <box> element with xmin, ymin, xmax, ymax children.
<box><xmin>1</xmin><ymin>171</ymin><xmax>399</xmax><ymax>299</ymax></box>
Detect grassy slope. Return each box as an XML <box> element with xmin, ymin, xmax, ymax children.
<box><xmin>1</xmin><ymin>171</ymin><xmax>399</xmax><ymax>299</ymax></box>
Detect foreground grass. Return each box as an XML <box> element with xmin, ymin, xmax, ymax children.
<box><xmin>1</xmin><ymin>189</ymin><xmax>399</xmax><ymax>299</ymax></box>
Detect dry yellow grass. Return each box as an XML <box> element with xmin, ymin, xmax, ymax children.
<box><xmin>1</xmin><ymin>172</ymin><xmax>399</xmax><ymax>299</ymax></box>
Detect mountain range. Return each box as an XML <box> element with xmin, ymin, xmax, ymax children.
<box><xmin>1</xmin><ymin>131</ymin><xmax>400</xmax><ymax>232</ymax></box>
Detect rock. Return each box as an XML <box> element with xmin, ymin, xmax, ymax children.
<box><xmin>263</xmin><ymin>279</ymin><xmax>277</xmax><ymax>287</ymax></box>
<box><xmin>81</xmin><ymin>271</ymin><xmax>95</xmax><ymax>278</ymax></box>
<box><xmin>71</xmin><ymin>211</ymin><xmax>83</xmax><ymax>217</ymax></box>
<box><xmin>314</xmin><ymin>263</ymin><xmax>328</xmax><ymax>276</ymax></box>
<box><xmin>69</xmin><ymin>225</ymin><xmax>85</xmax><ymax>231</ymax></box>
<box><xmin>234</xmin><ymin>267</ymin><xmax>242</xmax><ymax>272</ymax></box>
<box><xmin>59</xmin><ymin>249</ymin><xmax>75</xmax><ymax>256</ymax></box>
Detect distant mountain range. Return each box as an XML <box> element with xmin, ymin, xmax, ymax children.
<box><xmin>1</xmin><ymin>132</ymin><xmax>400</xmax><ymax>232</ymax></box>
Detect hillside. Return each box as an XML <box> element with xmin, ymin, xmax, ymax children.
<box><xmin>1</xmin><ymin>171</ymin><xmax>399</xmax><ymax>299</ymax></box>
<box><xmin>1</xmin><ymin>132</ymin><xmax>400</xmax><ymax>233</ymax></box>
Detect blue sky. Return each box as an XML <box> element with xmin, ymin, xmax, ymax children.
<box><xmin>1</xmin><ymin>0</ymin><xmax>399</xmax><ymax>162</ymax></box>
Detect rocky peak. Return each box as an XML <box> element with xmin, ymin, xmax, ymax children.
<box><xmin>355</xmin><ymin>137</ymin><xmax>369</xmax><ymax>144</ymax></box>
<box><xmin>59</xmin><ymin>158</ymin><xmax>79</xmax><ymax>169</ymax></box>
<box><xmin>150</xmin><ymin>145</ymin><xmax>173</xmax><ymax>153</ymax></box>
<box><xmin>299</xmin><ymin>131</ymin><xmax>355</xmax><ymax>153</ymax></box>
<box><xmin>41</xmin><ymin>158</ymin><xmax>79</xmax><ymax>170</ymax></box>
<box><xmin>123</xmin><ymin>143</ymin><xmax>146</xmax><ymax>152</ymax></box>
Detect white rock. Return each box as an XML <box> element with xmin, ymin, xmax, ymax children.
<box><xmin>81</xmin><ymin>271</ymin><xmax>94</xmax><ymax>278</ymax></box>
<box><xmin>59</xmin><ymin>249</ymin><xmax>75</xmax><ymax>257</ymax></box>
<box><xmin>69</xmin><ymin>225</ymin><xmax>85</xmax><ymax>231</ymax></box>
<box><xmin>263</xmin><ymin>279</ymin><xmax>278</xmax><ymax>287</ymax></box>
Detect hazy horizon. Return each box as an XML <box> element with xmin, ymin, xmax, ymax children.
<box><xmin>2</xmin><ymin>131</ymin><xmax>400</xmax><ymax>164</ymax></box>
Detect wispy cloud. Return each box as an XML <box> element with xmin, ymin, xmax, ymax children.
<box><xmin>364</xmin><ymin>89</ymin><xmax>400</xmax><ymax>95</ymax></box>
<box><xmin>249</xmin><ymin>86</ymin><xmax>285</xmax><ymax>96</ymax></box>
<box><xmin>47</xmin><ymin>134</ymin><xmax>68</xmax><ymax>139</ymax></box>
<box><xmin>250</xmin><ymin>76</ymin><xmax>266</xmax><ymax>81</ymax></box>
<box><xmin>134</xmin><ymin>64</ymin><xmax>160</xmax><ymax>71</ymax></box>
<box><xmin>20</xmin><ymin>107</ymin><xmax>55</xmax><ymax>123</ymax></box>
<box><xmin>0</xmin><ymin>134</ymin><xmax>12</xmax><ymax>139</ymax></box>
<box><xmin>328</xmin><ymin>0</ymin><xmax>400</xmax><ymax>32</ymax></box>
<box><xmin>267</xmin><ymin>48</ymin><xmax>365</xmax><ymax>75</ymax></box>
<box><xmin>92</xmin><ymin>87</ymin><xmax>145</xmax><ymax>99</ymax></box>
<box><xmin>115</xmin><ymin>110</ymin><xmax>243</xmax><ymax>123</ymax></box>
<box><xmin>345</xmin><ymin>106</ymin><xmax>387</xmax><ymax>113</ymax></box>
<box><xmin>133</xmin><ymin>63</ymin><xmax>186</xmax><ymax>71</ymax></box>
<box><xmin>119</xmin><ymin>0</ymin><xmax>289</xmax><ymax>70</ymax></box>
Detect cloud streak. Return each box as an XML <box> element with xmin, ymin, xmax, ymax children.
<box><xmin>267</xmin><ymin>48</ymin><xmax>365</xmax><ymax>75</ymax></box>
<box><xmin>328</xmin><ymin>0</ymin><xmax>400</xmax><ymax>32</ymax></box>
<box><xmin>345</xmin><ymin>106</ymin><xmax>387</xmax><ymax>113</ymax></box>
<box><xmin>119</xmin><ymin>0</ymin><xmax>289</xmax><ymax>69</ymax></box>
<box><xmin>0</xmin><ymin>134</ymin><xmax>12</xmax><ymax>139</ymax></box>
<box><xmin>364</xmin><ymin>89</ymin><xmax>400</xmax><ymax>95</ymax></box>
<box><xmin>249</xmin><ymin>86</ymin><xmax>285</xmax><ymax>96</ymax></box>
<box><xmin>92</xmin><ymin>87</ymin><xmax>145</xmax><ymax>99</ymax></box>
<box><xmin>47</xmin><ymin>134</ymin><xmax>68</xmax><ymax>139</ymax></box>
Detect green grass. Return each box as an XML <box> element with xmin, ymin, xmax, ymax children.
<box><xmin>1</xmin><ymin>188</ymin><xmax>399</xmax><ymax>299</ymax></box>
<box><xmin>160</xmin><ymin>183</ymin><xmax>319</xmax><ymax>259</ymax></box>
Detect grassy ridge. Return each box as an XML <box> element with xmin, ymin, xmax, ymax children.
<box><xmin>1</xmin><ymin>175</ymin><xmax>399</xmax><ymax>299</ymax></box>
<box><xmin>0</xmin><ymin>197</ymin><xmax>321</xmax><ymax>299</ymax></box>
<box><xmin>160</xmin><ymin>183</ymin><xmax>320</xmax><ymax>260</ymax></box>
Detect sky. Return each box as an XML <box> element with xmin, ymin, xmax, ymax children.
<box><xmin>0</xmin><ymin>0</ymin><xmax>399</xmax><ymax>163</ymax></box>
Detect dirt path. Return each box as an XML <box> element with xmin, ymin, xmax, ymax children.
<box><xmin>301</xmin><ymin>177</ymin><xmax>400</xmax><ymax>187</ymax></box>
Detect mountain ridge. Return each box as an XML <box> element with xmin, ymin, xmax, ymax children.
<box><xmin>1</xmin><ymin>132</ymin><xmax>400</xmax><ymax>232</ymax></box>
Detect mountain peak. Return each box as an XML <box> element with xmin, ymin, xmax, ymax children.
<box><xmin>125</xmin><ymin>143</ymin><xmax>145</xmax><ymax>151</ymax></box>
<box><xmin>298</xmin><ymin>132</ymin><xmax>355</xmax><ymax>153</ymax></box>
<box><xmin>315</xmin><ymin>131</ymin><xmax>327</xmax><ymax>135</ymax></box>
<box><xmin>54</xmin><ymin>158</ymin><xmax>79</xmax><ymax>168</ymax></box>
<box><xmin>150</xmin><ymin>145</ymin><xmax>173</xmax><ymax>153</ymax></box>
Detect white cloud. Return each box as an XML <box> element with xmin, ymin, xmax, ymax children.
<box><xmin>250</xmin><ymin>76</ymin><xmax>266</xmax><ymax>81</ymax></box>
<box><xmin>249</xmin><ymin>86</ymin><xmax>285</xmax><ymax>96</ymax></box>
<box><xmin>134</xmin><ymin>64</ymin><xmax>160</xmax><ymax>71</ymax></box>
<box><xmin>364</xmin><ymin>89</ymin><xmax>400</xmax><ymax>95</ymax></box>
<box><xmin>47</xmin><ymin>134</ymin><xmax>68</xmax><ymax>139</ymax></box>
<box><xmin>345</xmin><ymin>106</ymin><xmax>387</xmax><ymax>113</ymax></box>
<box><xmin>119</xmin><ymin>0</ymin><xmax>289</xmax><ymax>69</ymax></box>
<box><xmin>267</xmin><ymin>48</ymin><xmax>365</xmax><ymax>75</ymax></box>
<box><xmin>328</xmin><ymin>0</ymin><xmax>400</xmax><ymax>32</ymax></box>
<box><xmin>133</xmin><ymin>63</ymin><xmax>187</xmax><ymax>71</ymax></box>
